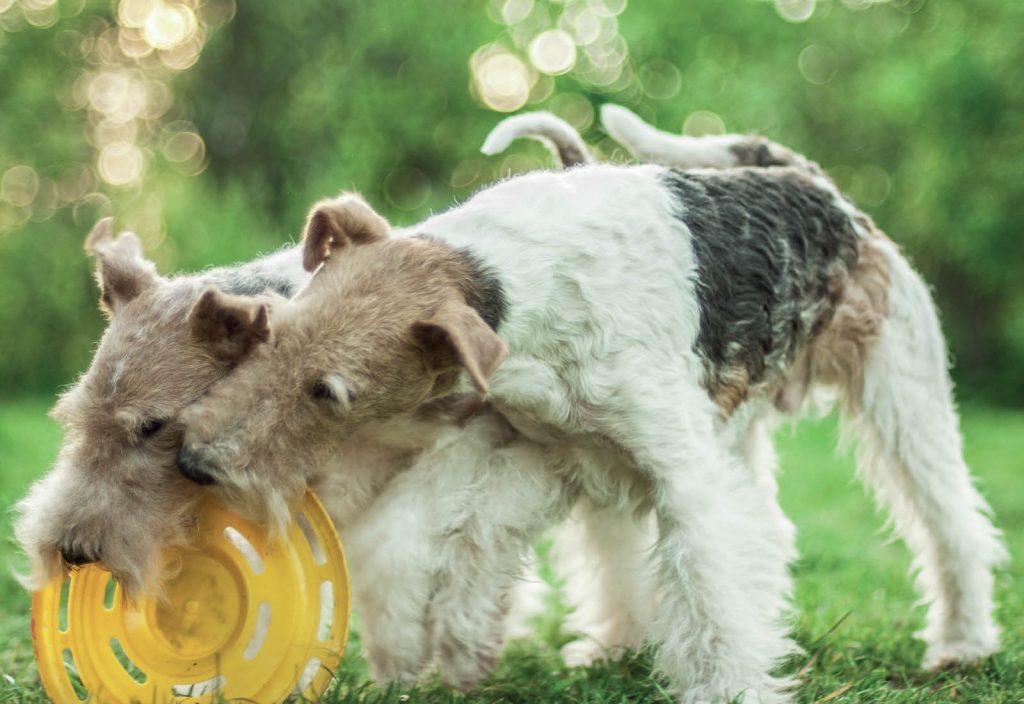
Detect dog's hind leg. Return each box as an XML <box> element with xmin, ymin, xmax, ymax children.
<box><xmin>837</xmin><ymin>238</ymin><xmax>1006</xmax><ymax>669</ymax></box>
<box><xmin>554</xmin><ymin>497</ymin><xmax>657</xmax><ymax>667</ymax></box>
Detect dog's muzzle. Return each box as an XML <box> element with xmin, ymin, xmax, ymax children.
<box><xmin>177</xmin><ymin>445</ymin><xmax>218</xmax><ymax>486</ymax></box>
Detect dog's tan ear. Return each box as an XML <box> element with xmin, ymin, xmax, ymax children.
<box><xmin>189</xmin><ymin>287</ymin><xmax>271</xmax><ymax>362</ymax></box>
<box><xmin>301</xmin><ymin>193</ymin><xmax>390</xmax><ymax>272</ymax></box>
<box><xmin>84</xmin><ymin>218</ymin><xmax>159</xmax><ymax>315</ymax></box>
<box><xmin>410</xmin><ymin>301</ymin><xmax>508</xmax><ymax>394</ymax></box>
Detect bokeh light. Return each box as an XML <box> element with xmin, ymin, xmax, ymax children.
<box><xmin>529</xmin><ymin>29</ymin><xmax>576</xmax><ymax>75</ymax></box>
<box><xmin>499</xmin><ymin>153</ymin><xmax>543</xmax><ymax>177</ymax></box>
<box><xmin>98</xmin><ymin>142</ymin><xmax>145</xmax><ymax>186</ymax></box>
<box><xmin>852</xmin><ymin>164</ymin><xmax>892</xmax><ymax>207</ymax></box>
<box><xmin>798</xmin><ymin>44</ymin><xmax>838</xmax><ymax>84</ymax></box>
<box><xmin>449</xmin><ymin>159</ymin><xmax>483</xmax><ymax>190</ymax></box>
<box><xmin>639</xmin><ymin>59</ymin><xmax>682</xmax><ymax>100</ymax></box>
<box><xmin>162</xmin><ymin>128</ymin><xmax>206</xmax><ymax>176</ymax></box>
<box><xmin>143</xmin><ymin>3</ymin><xmax>195</xmax><ymax>50</ymax></box>
<box><xmin>501</xmin><ymin>0</ymin><xmax>534</xmax><ymax>25</ymax></box>
<box><xmin>474</xmin><ymin>0</ymin><xmax>634</xmax><ymax>111</ymax></box>
<box><xmin>1</xmin><ymin>166</ymin><xmax>40</xmax><ymax>208</ymax></box>
<box><xmin>472</xmin><ymin>44</ymin><xmax>533</xmax><ymax>112</ymax></box>
<box><xmin>58</xmin><ymin>164</ymin><xmax>95</xmax><ymax>204</ymax></box>
<box><xmin>549</xmin><ymin>92</ymin><xmax>594</xmax><ymax>130</ymax></box>
<box><xmin>774</xmin><ymin>0</ymin><xmax>816</xmax><ymax>23</ymax></box>
<box><xmin>683</xmin><ymin>110</ymin><xmax>726</xmax><ymax>136</ymax></box>
<box><xmin>119</xmin><ymin>0</ymin><xmax>156</xmax><ymax>28</ymax></box>
<box><xmin>383</xmin><ymin>167</ymin><xmax>432</xmax><ymax>211</ymax></box>
<box><xmin>0</xmin><ymin>0</ymin><xmax>220</xmax><ymax>236</ymax></box>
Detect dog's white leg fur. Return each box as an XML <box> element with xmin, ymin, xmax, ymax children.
<box><xmin>740</xmin><ymin>415</ymin><xmax>798</xmax><ymax>565</ymax></box>
<box><xmin>604</xmin><ymin>381</ymin><xmax>796</xmax><ymax>704</ymax></box>
<box><xmin>344</xmin><ymin>416</ymin><xmax>569</xmax><ymax>690</ymax></box>
<box><xmin>502</xmin><ymin>549</ymin><xmax>550</xmax><ymax>641</ymax></box>
<box><xmin>844</xmin><ymin>240</ymin><xmax>1006</xmax><ymax>669</ymax></box>
<box><xmin>554</xmin><ymin>499</ymin><xmax>657</xmax><ymax>667</ymax></box>
<box><xmin>425</xmin><ymin>435</ymin><xmax>569</xmax><ymax>689</ymax></box>
<box><xmin>342</xmin><ymin>475</ymin><xmax>436</xmax><ymax>684</ymax></box>
<box><xmin>555</xmin><ymin>414</ymin><xmax>795</xmax><ymax>672</ymax></box>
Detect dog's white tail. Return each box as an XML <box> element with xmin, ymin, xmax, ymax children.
<box><xmin>600</xmin><ymin>103</ymin><xmax>824</xmax><ymax>175</ymax></box>
<box><xmin>481</xmin><ymin>111</ymin><xmax>593</xmax><ymax>168</ymax></box>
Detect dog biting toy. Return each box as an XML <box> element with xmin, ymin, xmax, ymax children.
<box><xmin>31</xmin><ymin>490</ymin><xmax>349</xmax><ymax>703</ymax></box>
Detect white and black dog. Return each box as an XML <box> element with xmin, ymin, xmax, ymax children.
<box><xmin>175</xmin><ymin>110</ymin><xmax>1006</xmax><ymax>702</ymax></box>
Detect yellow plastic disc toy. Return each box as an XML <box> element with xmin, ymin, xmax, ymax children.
<box><xmin>31</xmin><ymin>490</ymin><xmax>350</xmax><ymax>703</ymax></box>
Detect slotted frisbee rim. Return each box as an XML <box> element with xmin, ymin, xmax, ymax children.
<box><xmin>31</xmin><ymin>490</ymin><xmax>349</xmax><ymax>704</ymax></box>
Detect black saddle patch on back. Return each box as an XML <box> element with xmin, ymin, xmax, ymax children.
<box><xmin>661</xmin><ymin>167</ymin><xmax>861</xmax><ymax>397</ymax></box>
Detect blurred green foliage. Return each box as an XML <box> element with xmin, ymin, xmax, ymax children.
<box><xmin>0</xmin><ymin>0</ymin><xmax>1021</xmax><ymax>402</ymax></box>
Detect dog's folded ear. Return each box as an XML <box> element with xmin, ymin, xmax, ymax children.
<box><xmin>410</xmin><ymin>301</ymin><xmax>508</xmax><ymax>394</ymax></box>
<box><xmin>84</xmin><ymin>217</ymin><xmax>159</xmax><ymax>315</ymax></box>
<box><xmin>189</xmin><ymin>287</ymin><xmax>271</xmax><ymax>362</ymax></box>
<box><xmin>301</xmin><ymin>193</ymin><xmax>390</xmax><ymax>272</ymax></box>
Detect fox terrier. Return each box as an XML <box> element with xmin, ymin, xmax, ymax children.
<box><xmin>175</xmin><ymin>148</ymin><xmax>1005</xmax><ymax>702</ymax></box>
<box><xmin>480</xmin><ymin>106</ymin><xmax>832</xmax><ymax>670</ymax></box>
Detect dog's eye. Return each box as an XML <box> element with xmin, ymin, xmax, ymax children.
<box><xmin>310</xmin><ymin>376</ymin><xmax>355</xmax><ymax>409</ymax></box>
<box><xmin>139</xmin><ymin>418</ymin><xmax>165</xmax><ymax>438</ymax></box>
<box><xmin>310</xmin><ymin>382</ymin><xmax>337</xmax><ymax>402</ymax></box>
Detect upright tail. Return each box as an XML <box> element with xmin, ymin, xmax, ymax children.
<box><xmin>481</xmin><ymin>112</ymin><xmax>594</xmax><ymax>168</ymax></box>
<box><xmin>600</xmin><ymin>104</ymin><xmax>825</xmax><ymax>177</ymax></box>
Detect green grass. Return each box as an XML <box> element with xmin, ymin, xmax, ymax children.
<box><xmin>1</xmin><ymin>398</ymin><xmax>1021</xmax><ymax>703</ymax></box>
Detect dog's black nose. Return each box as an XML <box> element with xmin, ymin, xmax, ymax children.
<box><xmin>60</xmin><ymin>545</ymin><xmax>96</xmax><ymax>566</ymax></box>
<box><xmin>177</xmin><ymin>445</ymin><xmax>218</xmax><ymax>485</ymax></box>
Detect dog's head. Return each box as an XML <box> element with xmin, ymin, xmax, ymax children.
<box><xmin>13</xmin><ymin>219</ymin><xmax>287</xmax><ymax>596</ymax></box>
<box><xmin>176</xmin><ymin>194</ymin><xmax>508</xmax><ymax>528</ymax></box>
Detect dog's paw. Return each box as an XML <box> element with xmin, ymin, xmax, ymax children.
<box><xmin>366</xmin><ymin>641</ymin><xmax>431</xmax><ymax>687</ymax></box>
<box><xmin>921</xmin><ymin>638</ymin><xmax>999</xmax><ymax>671</ymax></box>
<box><xmin>437</xmin><ymin>641</ymin><xmax>500</xmax><ymax>692</ymax></box>
<box><xmin>559</xmin><ymin>638</ymin><xmax>626</xmax><ymax>668</ymax></box>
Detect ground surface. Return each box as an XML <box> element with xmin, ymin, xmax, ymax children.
<box><xmin>0</xmin><ymin>397</ymin><xmax>1021</xmax><ymax>703</ymax></box>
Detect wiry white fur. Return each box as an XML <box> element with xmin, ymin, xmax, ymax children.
<box><xmin>554</xmin><ymin>499</ymin><xmax>657</xmax><ymax>667</ymax></box>
<box><xmin>481</xmin><ymin>111</ymin><xmax>593</xmax><ymax>167</ymax></box>
<box><xmin>342</xmin><ymin>414</ymin><xmax>570</xmax><ymax>690</ymax></box>
<box><xmin>601</xmin><ymin>104</ymin><xmax>746</xmax><ymax>169</ymax></box>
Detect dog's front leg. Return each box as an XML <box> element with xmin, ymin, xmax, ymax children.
<box><xmin>607</xmin><ymin>383</ymin><xmax>798</xmax><ymax>704</ymax></box>
<box><xmin>420</xmin><ymin>432</ymin><xmax>570</xmax><ymax>690</ymax></box>
<box><xmin>344</xmin><ymin>416</ymin><xmax>568</xmax><ymax>690</ymax></box>
<box><xmin>343</xmin><ymin>472</ymin><xmax>439</xmax><ymax>685</ymax></box>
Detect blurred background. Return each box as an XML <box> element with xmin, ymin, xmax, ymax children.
<box><xmin>0</xmin><ymin>0</ymin><xmax>1021</xmax><ymax>403</ymax></box>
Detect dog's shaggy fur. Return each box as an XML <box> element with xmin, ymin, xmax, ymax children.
<box><xmin>176</xmin><ymin>157</ymin><xmax>1005</xmax><ymax>702</ymax></box>
<box><xmin>11</xmin><ymin>218</ymin><xmax>547</xmax><ymax>688</ymax></box>
<box><xmin>13</xmin><ymin>219</ymin><xmax>306</xmax><ymax>593</ymax></box>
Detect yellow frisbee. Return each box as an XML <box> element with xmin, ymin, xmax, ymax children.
<box><xmin>31</xmin><ymin>491</ymin><xmax>349</xmax><ymax>703</ymax></box>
